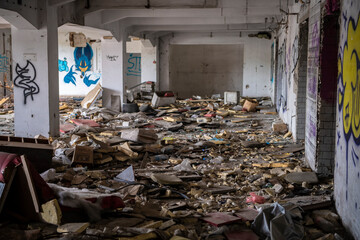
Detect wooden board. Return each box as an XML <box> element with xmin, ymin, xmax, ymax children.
<box><xmin>81</xmin><ymin>83</ymin><xmax>102</xmax><ymax>108</ymax></box>
<box><xmin>20</xmin><ymin>156</ymin><xmax>39</xmax><ymax>213</ymax></box>
<box><xmin>203</xmin><ymin>212</ymin><xmax>241</xmax><ymax>227</ymax></box>
<box><xmin>72</xmin><ymin>145</ymin><xmax>94</xmax><ymax>164</ymax></box>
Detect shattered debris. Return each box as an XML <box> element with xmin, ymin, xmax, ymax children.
<box><xmin>0</xmin><ymin>96</ymin><xmax>350</xmax><ymax>240</ymax></box>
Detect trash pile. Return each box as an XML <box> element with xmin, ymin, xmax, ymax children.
<box><xmin>0</xmin><ymin>94</ymin><xmax>352</xmax><ymax>240</ymax></box>
<box><xmin>0</xmin><ymin>96</ymin><xmax>14</xmax><ymax>135</ymax></box>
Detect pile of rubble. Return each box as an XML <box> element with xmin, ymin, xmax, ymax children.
<box><xmin>0</xmin><ymin>95</ymin><xmax>352</xmax><ymax>240</ymax></box>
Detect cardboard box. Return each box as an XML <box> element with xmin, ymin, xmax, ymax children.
<box><xmin>151</xmin><ymin>91</ymin><xmax>176</xmax><ymax>108</ymax></box>
<box><xmin>224</xmin><ymin>92</ymin><xmax>238</xmax><ymax>104</ymax></box>
<box><xmin>242</xmin><ymin>100</ymin><xmax>258</xmax><ymax>112</ymax></box>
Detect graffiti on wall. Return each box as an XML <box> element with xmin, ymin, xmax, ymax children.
<box><xmin>271</xmin><ymin>43</ymin><xmax>274</xmax><ymax>83</ymax></box>
<box><xmin>338</xmin><ymin>13</ymin><xmax>360</xmax><ymax>200</ymax></box>
<box><xmin>58</xmin><ymin>58</ymin><xmax>69</xmax><ymax>72</ymax></box>
<box><xmin>0</xmin><ymin>54</ymin><xmax>9</xmax><ymax>73</ymax></box>
<box><xmin>308</xmin><ymin>22</ymin><xmax>320</xmax><ymax>100</ymax></box>
<box><xmin>61</xmin><ymin>43</ymin><xmax>100</xmax><ymax>87</ymax></box>
<box><xmin>84</xmin><ymin>73</ymin><xmax>101</xmax><ymax>87</ymax></box>
<box><xmin>14</xmin><ymin>60</ymin><xmax>39</xmax><ymax>104</ymax></box>
<box><xmin>106</xmin><ymin>55</ymin><xmax>119</xmax><ymax>61</ymax></box>
<box><xmin>276</xmin><ymin>41</ymin><xmax>287</xmax><ymax>112</ymax></box>
<box><xmin>127</xmin><ymin>54</ymin><xmax>141</xmax><ymax>77</ymax></box>
<box><xmin>74</xmin><ymin>43</ymin><xmax>93</xmax><ymax>77</ymax></box>
<box><xmin>64</xmin><ymin>66</ymin><xmax>77</xmax><ymax>85</ymax></box>
<box><xmin>292</xmin><ymin>35</ymin><xmax>299</xmax><ymax>72</ymax></box>
<box><xmin>286</xmin><ymin>42</ymin><xmax>291</xmax><ymax>83</ymax></box>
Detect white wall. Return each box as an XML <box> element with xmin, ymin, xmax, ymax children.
<box><xmin>159</xmin><ymin>32</ymin><xmax>273</xmax><ymax>98</ymax></box>
<box><xmin>335</xmin><ymin>0</ymin><xmax>360</xmax><ymax>238</ymax></box>
<box><xmin>124</xmin><ymin>52</ymin><xmax>141</xmax><ymax>89</ymax></box>
<box><xmin>141</xmin><ymin>43</ymin><xmax>157</xmax><ymax>83</ymax></box>
<box><xmin>275</xmin><ymin>4</ymin><xmax>301</xmax><ymax>139</ymax></box>
<box><xmin>101</xmin><ymin>38</ymin><xmax>125</xmax><ymax>111</ymax></box>
<box><xmin>12</xmin><ymin>27</ymin><xmax>51</xmax><ymax>137</ymax></box>
<box><xmin>58</xmin><ymin>29</ymin><xmax>102</xmax><ymax>96</ymax></box>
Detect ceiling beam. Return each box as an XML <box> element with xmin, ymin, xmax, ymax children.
<box><xmin>48</xmin><ymin>0</ymin><xmax>76</xmax><ymax>7</ymax></box>
<box><xmin>78</xmin><ymin>0</ymin><xmax>218</xmax><ymax>16</ymax></box>
<box><xmin>101</xmin><ymin>8</ymin><xmax>222</xmax><ymax>25</ymax></box>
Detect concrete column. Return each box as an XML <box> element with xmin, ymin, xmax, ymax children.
<box><xmin>140</xmin><ymin>40</ymin><xmax>158</xmax><ymax>84</ymax></box>
<box><xmin>11</xmin><ymin>4</ymin><xmax>59</xmax><ymax>138</ymax></box>
<box><xmin>101</xmin><ymin>36</ymin><xmax>126</xmax><ymax>111</ymax></box>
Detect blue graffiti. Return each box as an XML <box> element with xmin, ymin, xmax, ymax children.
<box><xmin>64</xmin><ymin>66</ymin><xmax>77</xmax><ymax>86</ymax></box>
<box><xmin>0</xmin><ymin>54</ymin><xmax>9</xmax><ymax>73</ymax></box>
<box><xmin>74</xmin><ymin>43</ymin><xmax>93</xmax><ymax>77</ymax></box>
<box><xmin>58</xmin><ymin>58</ymin><xmax>69</xmax><ymax>72</ymax></box>
<box><xmin>83</xmin><ymin>73</ymin><xmax>100</xmax><ymax>87</ymax></box>
<box><xmin>127</xmin><ymin>54</ymin><xmax>141</xmax><ymax>76</ymax></box>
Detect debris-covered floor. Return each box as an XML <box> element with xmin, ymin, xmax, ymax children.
<box><xmin>0</xmin><ymin>97</ymin><xmax>353</xmax><ymax>240</ymax></box>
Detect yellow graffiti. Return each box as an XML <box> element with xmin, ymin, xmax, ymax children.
<box><xmin>339</xmin><ymin>15</ymin><xmax>360</xmax><ymax>139</ymax></box>
<box><xmin>79</xmin><ymin>60</ymin><xmax>89</xmax><ymax>75</ymax></box>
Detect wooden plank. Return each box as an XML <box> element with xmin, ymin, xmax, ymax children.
<box><xmin>140</xmin><ymin>152</ymin><xmax>149</xmax><ymax>169</ymax></box>
<box><xmin>72</xmin><ymin>145</ymin><xmax>94</xmax><ymax>164</ymax></box>
<box><xmin>20</xmin><ymin>156</ymin><xmax>39</xmax><ymax>213</ymax></box>
<box><xmin>0</xmin><ymin>140</ymin><xmax>53</xmax><ymax>150</ymax></box>
<box><xmin>203</xmin><ymin>212</ymin><xmax>241</xmax><ymax>227</ymax></box>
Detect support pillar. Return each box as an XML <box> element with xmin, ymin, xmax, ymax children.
<box><xmin>101</xmin><ymin>35</ymin><xmax>126</xmax><ymax>111</ymax></box>
<box><xmin>11</xmin><ymin>4</ymin><xmax>59</xmax><ymax>138</ymax></box>
<box><xmin>141</xmin><ymin>40</ymin><xmax>158</xmax><ymax>84</ymax></box>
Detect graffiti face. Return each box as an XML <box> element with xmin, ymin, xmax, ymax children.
<box><xmin>339</xmin><ymin>14</ymin><xmax>360</xmax><ymax>144</ymax></box>
<box><xmin>74</xmin><ymin>43</ymin><xmax>93</xmax><ymax>77</ymax></box>
<box><xmin>62</xmin><ymin>43</ymin><xmax>100</xmax><ymax>87</ymax></box>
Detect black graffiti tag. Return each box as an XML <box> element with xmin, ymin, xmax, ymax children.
<box><xmin>14</xmin><ymin>60</ymin><xmax>40</xmax><ymax>104</ymax></box>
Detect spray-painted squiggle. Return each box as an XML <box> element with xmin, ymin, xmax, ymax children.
<box><xmin>14</xmin><ymin>60</ymin><xmax>39</xmax><ymax>104</ymax></box>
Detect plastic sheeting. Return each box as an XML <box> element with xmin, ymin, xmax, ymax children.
<box><xmin>251</xmin><ymin>202</ymin><xmax>304</xmax><ymax>240</ymax></box>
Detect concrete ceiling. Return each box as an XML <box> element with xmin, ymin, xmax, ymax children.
<box><xmin>79</xmin><ymin>0</ymin><xmax>295</xmax><ymax>40</ymax></box>
<box><xmin>58</xmin><ymin>23</ymin><xmax>112</xmax><ymax>39</ymax></box>
<box><xmin>0</xmin><ymin>0</ymin><xmax>298</xmax><ymax>38</ymax></box>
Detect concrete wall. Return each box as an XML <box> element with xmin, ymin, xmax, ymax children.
<box><xmin>295</xmin><ymin>20</ymin><xmax>309</xmax><ymax>140</ymax></box>
<box><xmin>58</xmin><ymin>30</ymin><xmax>102</xmax><ymax>97</ymax></box>
<box><xmin>316</xmin><ymin>11</ymin><xmax>339</xmax><ymax>174</ymax></box>
<box><xmin>101</xmin><ymin>38</ymin><xmax>125</xmax><ymax>111</ymax></box>
<box><xmin>58</xmin><ymin>28</ymin><xmax>141</xmax><ymax>97</ymax></box>
<box><xmin>275</xmin><ymin>4</ymin><xmax>301</xmax><ymax>139</ymax></box>
<box><xmin>141</xmin><ymin>43</ymin><xmax>157</xmax><ymax>84</ymax></box>
<box><xmin>0</xmin><ymin>28</ymin><xmax>11</xmax><ymax>98</ymax></box>
<box><xmin>335</xmin><ymin>0</ymin><xmax>360</xmax><ymax>238</ymax></box>
<box><xmin>124</xmin><ymin>52</ymin><xmax>141</xmax><ymax>89</ymax></box>
<box><xmin>12</xmin><ymin>27</ymin><xmax>51</xmax><ymax>137</ymax></box>
<box><xmin>305</xmin><ymin>0</ymin><xmax>321</xmax><ymax>171</ymax></box>
<box><xmin>159</xmin><ymin>32</ymin><xmax>273</xmax><ymax>98</ymax></box>
<box><xmin>169</xmin><ymin>44</ymin><xmax>243</xmax><ymax>98</ymax></box>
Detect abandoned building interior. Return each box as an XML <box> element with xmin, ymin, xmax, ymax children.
<box><xmin>0</xmin><ymin>0</ymin><xmax>358</xmax><ymax>239</ymax></box>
